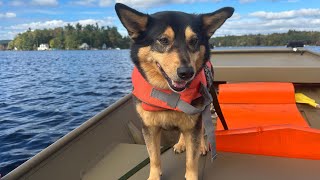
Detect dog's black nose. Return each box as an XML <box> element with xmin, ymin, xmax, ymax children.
<box><xmin>177</xmin><ymin>66</ymin><xmax>194</xmax><ymax>80</ymax></box>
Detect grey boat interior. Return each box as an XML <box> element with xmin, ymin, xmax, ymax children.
<box><xmin>3</xmin><ymin>48</ymin><xmax>320</xmax><ymax>180</ymax></box>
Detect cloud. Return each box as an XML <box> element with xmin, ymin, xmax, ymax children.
<box><xmin>71</xmin><ymin>0</ymin><xmax>112</xmax><ymax>7</ymax></box>
<box><xmin>287</xmin><ymin>0</ymin><xmax>299</xmax><ymax>2</ymax></box>
<box><xmin>8</xmin><ymin>0</ymin><xmax>58</xmax><ymax>6</ymax></box>
<box><xmin>250</xmin><ymin>8</ymin><xmax>320</xmax><ymax>19</ymax></box>
<box><xmin>80</xmin><ymin>11</ymin><xmax>104</xmax><ymax>14</ymax></box>
<box><xmin>0</xmin><ymin>1</ymin><xmax>2</xmax><ymax>6</ymax></box>
<box><xmin>32</xmin><ymin>10</ymin><xmax>62</xmax><ymax>15</ymax></box>
<box><xmin>72</xmin><ymin>0</ymin><xmax>96</xmax><ymax>6</ymax></box>
<box><xmin>0</xmin><ymin>12</ymin><xmax>17</xmax><ymax>18</ymax></box>
<box><xmin>3</xmin><ymin>17</ymin><xmax>115</xmax><ymax>39</ymax></box>
<box><xmin>9</xmin><ymin>0</ymin><xmax>24</xmax><ymax>6</ymax></box>
<box><xmin>115</xmin><ymin>0</ymin><xmax>164</xmax><ymax>8</ymax></box>
<box><xmin>230</xmin><ymin>13</ymin><xmax>241</xmax><ymax>20</ymax></box>
<box><xmin>7</xmin><ymin>17</ymin><xmax>115</xmax><ymax>31</ymax></box>
<box><xmin>239</xmin><ymin>0</ymin><xmax>256</xmax><ymax>3</ymax></box>
<box><xmin>99</xmin><ymin>0</ymin><xmax>113</xmax><ymax>6</ymax></box>
<box><xmin>31</xmin><ymin>0</ymin><xmax>58</xmax><ymax>6</ymax></box>
<box><xmin>215</xmin><ymin>10</ymin><xmax>320</xmax><ymax>36</ymax></box>
<box><xmin>115</xmin><ymin>0</ymin><xmax>214</xmax><ymax>8</ymax></box>
<box><xmin>114</xmin><ymin>0</ymin><xmax>255</xmax><ymax>8</ymax></box>
<box><xmin>0</xmin><ymin>31</ymin><xmax>21</xmax><ymax>40</ymax></box>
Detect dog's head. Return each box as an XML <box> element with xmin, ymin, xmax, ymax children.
<box><xmin>115</xmin><ymin>3</ymin><xmax>234</xmax><ymax>92</ymax></box>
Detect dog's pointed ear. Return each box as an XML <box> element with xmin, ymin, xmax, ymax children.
<box><xmin>115</xmin><ymin>3</ymin><xmax>149</xmax><ymax>39</ymax></box>
<box><xmin>201</xmin><ymin>7</ymin><xmax>234</xmax><ymax>37</ymax></box>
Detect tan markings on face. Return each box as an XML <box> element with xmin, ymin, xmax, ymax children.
<box><xmin>185</xmin><ymin>26</ymin><xmax>196</xmax><ymax>41</ymax></box>
<box><xmin>185</xmin><ymin>26</ymin><xmax>204</xmax><ymax>72</ymax></box>
<box><xmin>163</xmin><ymin>26</ymin><xmax>175</xmax><ymax>42</ymax></box>
<box><xmin>152</xmin><ymin>50</ymin><xmax>180</xmax><ymax>80</ymax></box>
<box><xmin>188</xmin><ymin>51</ymin><xmax>198</xmax><ymax>71</ymax></box>
<box><xmin>195</xmin><ymin>45</ymin><xmax>206</xmax><ymax>70</ymax></box>
<box><xmin>138</xmin><ymin>46</ymin><xmax>166</xmax><ymax>88</ymax></box>
<box><xmin>138</xmin><ymin>46</ymin><xmax>153</xmax><ymax>62</ymax></box>
<box><xmin>137</xmin><ymin>46</ymin><xmax>181</xmax><ymax>89</ymax></box>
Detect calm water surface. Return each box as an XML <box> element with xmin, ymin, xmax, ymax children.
<box><xmin>0</xmin><ymin>46</ymin><xmax>320</xmax><ymax>176</ymax></box>
<box><xmin>0</xmin><ymin>50</ymin><xmax>132</xmax><ymax>176</ymax></box>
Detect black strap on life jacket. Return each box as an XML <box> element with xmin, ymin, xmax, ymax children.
<box><xmin>210</xmin><ymin>87</ymin><xmax>228</xmax><ymax>130</ymax></box>
<box><xmin>204</xmin><ymin>63</ymin><xmax>228</xmax><ymax>130</ymax></box>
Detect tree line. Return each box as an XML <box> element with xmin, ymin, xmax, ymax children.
<box><xmin>7</xmin><ymin>28</ymin><xmax>320</xmax><ymax>50</ymax></box>
<box><xmin>211</xmin><ymin>30</ymin><xmax>320</xmax><ymax>47</ymax></box>
<box><xmin>8</xmin><ymin>23</ymin><xmax>131</xmax><ymax>50</ymax></box>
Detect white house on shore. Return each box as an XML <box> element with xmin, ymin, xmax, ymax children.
<box><xmin>37</xmin><ymin>44</ymin><xmax>49</xmax><ymax>51</ymax></box>
<box><xmin>79</xmin><ymin>43</ymin><xmax>89</xmax><ymax>50</ymax></box>
<box><xmin>102</xmin><ymin>43</ymin><xmax>107</xmax><ymax>50</ymax></box>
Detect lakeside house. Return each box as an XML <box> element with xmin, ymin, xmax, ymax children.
<box><xmin>0</xmin><ymin>44</ymin><xmax>7</xmax><ymax>50</ymax></box>
<box><xmin>79</xmin><ymin>43</ymin><xmax>89</xmax><ymax>50</ymax></box>
<box><xmin>37</xmin><ymin>44</ymin><xmax>49</xmax><ymax>51</ymax></box>
<box><xmin>102</xmin><ymin>43</ymin><xmax>107</xmax><ymax>50</ymax></box>
<box><xmin>0</xmin><ymin>40</ymin><xmax>10</xmax><ymax>50</ymax></box>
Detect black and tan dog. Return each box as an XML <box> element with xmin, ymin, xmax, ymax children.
<box><xmin>115</xmin><ymin>3</ymin><xmax>234</xmax><ymax>180</ymax></box>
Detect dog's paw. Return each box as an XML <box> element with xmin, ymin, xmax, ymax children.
<box><xmin>173</xmin><ymin>142</ymin><xmax>186</xmax><ymax>154</ymax></box>
<box><xmin>200</xmin><ymin>143</ymin><xmax>208</xmax><ymax>156</ymax></box>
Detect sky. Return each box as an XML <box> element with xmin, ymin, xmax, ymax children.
<box><xmin>0</xmin><ymin>0</ymin><xmax>320</xmax><ymax>40</ymax></box>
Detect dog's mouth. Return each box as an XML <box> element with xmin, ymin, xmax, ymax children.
<box><xmin>156</xmin><ymin>62</ymin><xmax>190</xmax><ymax>92</ymax></box>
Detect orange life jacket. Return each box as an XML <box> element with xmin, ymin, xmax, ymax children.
<box><xmin>132</xmin><ymin>61</ymin><xmax>212</xmax><ymax>111</ymax></box>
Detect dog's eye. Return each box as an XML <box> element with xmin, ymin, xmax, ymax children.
<box><xmin>189</xmin><ymin>37</ymin><xmax>199</xmax><ymax>46</ymax></box>
<box><xmin>158</xmin><ymin>37</ymin><xmax>170</xmax><ymax>46</ymax></box>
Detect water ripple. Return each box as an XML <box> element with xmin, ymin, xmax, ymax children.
<box><xmin>0</xmin><ymin>50</ymin><xmax>132</xmax><ymax>176</ymax></box>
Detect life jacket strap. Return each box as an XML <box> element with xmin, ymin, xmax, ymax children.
<box><xmin>151</xmin><ymin>83</ymin><xmax>217</xmax><ymax>160</ymax></box>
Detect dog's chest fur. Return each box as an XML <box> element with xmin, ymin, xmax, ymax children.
<box><xmin>135</xmin><ymin>102</ymin><xmax>201</xmax><ymax>131</ymax></box>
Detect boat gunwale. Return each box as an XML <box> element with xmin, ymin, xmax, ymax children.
<box><xmin>211</xmin><ymin>47</ymin><xmax>320</xmax><ymax>57</ymax></box>
<box><xmin>3</xmin><ymin>94</ymin><xmax>133</xmax><ymax>180</ymax></box>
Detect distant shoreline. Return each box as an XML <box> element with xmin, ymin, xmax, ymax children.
<box><xmin>0</xmin><ymin>48</ymin><xmax>130</xmax><ymax>51</ymax></box>
<box><xmin>1</xmin><ymin>46</ymin><xmax>319</xmax><ymax>52</ymax></box>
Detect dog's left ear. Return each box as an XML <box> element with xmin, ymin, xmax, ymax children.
<box><xmin>115</xmin><ymin>3</ymin><xmax>149</xmax><ymax>39</ymax></box>
<box><xmin>201</xmin><ymin>7</ymin><xmax>234</xmax><ymax>37</ymax></box>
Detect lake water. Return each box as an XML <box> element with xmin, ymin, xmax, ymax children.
<box><xmin>0</xmin><ymin>46</ymin><xmax>320</xmax><ymax>176</ymax></box>
<box><xmin>0</xmin><ymin>50</ymin><xmax>133</xmax><ymax>176</ymax></box>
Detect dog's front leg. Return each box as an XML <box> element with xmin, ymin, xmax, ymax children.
<box><xmin>183</xmin><ymin>120</ymin><xmax>202</xmax><ymax>180</ymax></box>
<box><xmin>142</xmin><ymin>125</ymin><xmax>162</xmax><ymax>180</ymax></box>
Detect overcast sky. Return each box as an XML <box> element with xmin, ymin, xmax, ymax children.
<box><xmin>0</xmin><ymin>0</ymin><xmax>320</xmax><ymax>40</ymax></box>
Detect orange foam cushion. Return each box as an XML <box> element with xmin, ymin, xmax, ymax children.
<box><xmin>218</xmin><ymin>82</ymin><xmax>296</xmax><ymax>104</ymax></box>
<box><xmin>216</xmin><ymin>104</ymin><xmax>309</xmax><ymax>131</ymax></box>
<box><xmin>216</xmin><ymin>82</ymin><xmax>308</xmax><ymax>130</ymax></box>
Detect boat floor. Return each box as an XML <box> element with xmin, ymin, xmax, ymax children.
<box><xmin>82</xmin><ymin>86</ymin><xmax>320</xmax><ymax>180</ymax></box>
<box><xmin>82</xmin><ymin>143</ymin><xmax>320</xmax><ymax>180</ymax></box>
